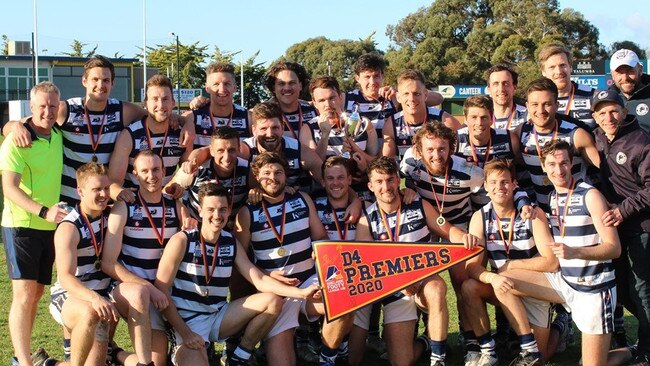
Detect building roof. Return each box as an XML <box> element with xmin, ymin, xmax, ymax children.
<box><xmin>0</xmin><ymin>55</ymin><xmax>139</xmax><ymax>64</ymax></box>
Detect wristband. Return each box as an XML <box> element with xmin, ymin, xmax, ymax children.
<box><xmin>38</xmin><ymin>206</ymin><xmax>48</xmax><ymax>219</ymax></box>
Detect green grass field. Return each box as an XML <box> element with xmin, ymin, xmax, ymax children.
<box><xmin>0</xmin><ymin>245</ymin><xmax>635</xmax><ymax>365</ymax></box>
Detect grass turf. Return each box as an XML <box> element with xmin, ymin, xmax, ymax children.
<box><xmin>0</xmin><ymin>248</ymin><xmax>637</xmax><ymax>365</ymax></box>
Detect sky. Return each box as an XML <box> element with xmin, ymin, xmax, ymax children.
<box><xmin>2</xmin><ymin>0</ymin><xmax>649</xmax><ymax>65</ymax></box>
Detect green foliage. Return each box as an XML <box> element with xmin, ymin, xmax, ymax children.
<box><xmin>1</xmin><ymin>35</ymin><xmax>8</xmax><ymax>56</ymax></box>
<box><xmin>61</xmin><ymin>39</ymin><xmax>97</xmax><ymax>58</ymax></box>
<box><xmin>384</xmin><ymin>0</ymin><xmax>604</xmax><ymax>95</ymax></box>
<box><xmin>608</xmin><ymin>40</ymin><xmax>647</xmax><ymax>58</ymax></box>
<box><xmin>142</xmin><ymin>41</ymin><xmax>209</xmax><ymax>89</ymax></box>
<box><xmin>280</xmin><ymin>34</ymin><xmax>382</xmax><ymax>94</ymax></box>
<box><xmin>211</xmin><ymin>47</ymin><xmax>270</xmax><ymax>108</ymax></box>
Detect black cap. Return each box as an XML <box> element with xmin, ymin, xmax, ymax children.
<box><xmin>591</xmin><ymin>89</ymin><xmax>625</xmax><ymax>111</ymax></box>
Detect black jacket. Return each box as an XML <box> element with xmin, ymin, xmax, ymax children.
<box><xmin>609</xmin><ymin>73</ymin><xmax>650</xmax><ymax>134</ymax></box>
<box><xmin>595</xmin><ymin>117</ymin><xmax>650</xmax><ymax>232</ymax></box>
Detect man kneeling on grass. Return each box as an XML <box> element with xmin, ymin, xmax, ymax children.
<box><xmin>49</xmin><ymin>162</ymin><xmax>120</xmax><ymax>366</ymax></box>
<box><xmin>501</xmin><ymin>140</ymin><xmax>621</xmax><ymax>366</ymax></box>
<box><xmin>462</xmin><ymin>159</ymin><xmax>557</xmax><ymax>366</ymax></box>
<box><xmin>154</xmin><ymin>183</ymin><xmax>320</xmax><ymax>366</ymax></box>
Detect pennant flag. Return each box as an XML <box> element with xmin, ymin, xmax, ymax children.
<box><xmin>314</xmin><ymin>240</ymin><xmax>484</xmax><ymax>321</ymax></box>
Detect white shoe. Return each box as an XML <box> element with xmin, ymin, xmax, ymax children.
<box><xmin>476</xmin><ymin>352</ymin><xmax>498</xmax><ymax>366</ymax></box>
<box><xmin>464</xmin><ymin>350</ymin><xmax>481</xmax><ymax>366</ymax></box>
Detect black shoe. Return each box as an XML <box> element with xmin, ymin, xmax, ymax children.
<box><xmin>508</xmin><ymin>351</ymin><xmax>543</xmax><ymax>366</ymax></box>
<box><xmin>629</xmin><ymin>353</ymin><xmax>650</xmax><ymax>366</ymax></box>
<box><xmin>612</xmin><ymin>329</ymin><xmax>630</xmax><ymax>349</ymax></box>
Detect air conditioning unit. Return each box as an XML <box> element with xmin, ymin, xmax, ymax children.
<box><xmin>8</xmin><ymin>41</ymin><xmax>32</xmax><ymax>56</ymax></box>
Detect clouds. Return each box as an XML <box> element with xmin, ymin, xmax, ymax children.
<box><xmin>562</xmin><ymin>1</ymin><xmax>650</xmax><ymax>50</ymax></box>
<box><xmin>624</xmin><ymin>14</ymin><xmax>650</xmax><ymax>45</ymax></box>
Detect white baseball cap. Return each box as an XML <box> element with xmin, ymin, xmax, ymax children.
<box><xmin>610</xmin><ymin>49</ymin><xmax>641</xmax><ymax>71</ymax></box>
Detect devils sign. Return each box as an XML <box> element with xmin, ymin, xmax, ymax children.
<box><xmin>314</xmin><ymin>240</ymin><xmax>484</xmax><ymax>321</ymax></box>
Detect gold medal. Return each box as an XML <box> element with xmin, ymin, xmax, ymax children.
<box><xmin>436</xmin><ymin>216</ymin><xmax>446</xmax><ymax>226</ymax></box>
<box><xmin>262</xmin><ymin>199</ymin><xmax>288</xmax><ymax>257</ymax></box>
<box><xmin>84</xmin><ymin>104</ymin><xmax>107</xmax><ymax>163</ymax></box>
<box><xmin>199</xmin><ymin>235</ymin><xmax>219</xmax><ymax>296</ymax></box>
<box><xmin>79</xmin><ymin>209</ymin><xmax>105</xmax><ymax>272</ymax></box>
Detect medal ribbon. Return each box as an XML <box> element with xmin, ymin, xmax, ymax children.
<box><xmin>144</xmin><ymin>118</ymin><xmax>169</xmax><ymax>158</ymax></box>
<box><xmin>365</xmin><ymin>94</ymin><xmax>386</xmax><ymax>111</ymax></box>
<box><xmin>137</xmin><ymin>191</ymin><xmax>166</xmax><ymax>246</ymax></box>
<box><xmin>209</xmin><ymin>107</ymin><xmax>234</xmax><ymax>130</ymax></box>
<box><xmin>563</xmin><ymin>84</ymin><xmax>575</xmax><ymax>115</ymax></box>
<box><xmin>492</xmin><ymin>107</ymin><xmax>515</xmax><ymax>130</ymax></box>
<box><xmin>331</xmin><ymin>207</ymin><xmax>348</xmax><ymax>241</ymax></box>
<box><xmin>261</xmin><ymin>198</ymin><xmax>287</xmax><ymax>245</ymax></box>
<box><xmin>469</xmin><ymin>135</ymin><xmax>492</xmax><ymax>167</ymax></box>
<box><xmin>282</xmin><ymin>105</ymin><xmax>303</xmax><ymax>139</ymax></box>
<box><xmin>401</xmin><ymin>115</ymin><xmax>425</xmax><ymax>138</ymax></box>
<box><xmin>214</xmin><ymin>165</ymin><xmax>237</xmax><ymax>211</ymax></box>
<box><xmin>554</xmin><ymin>178</ymin><xmax>576</xmax><ymax>238</ymax></box>
<box><xmin>427</xmin><ymin>166</ymin><xmax>448</xmax><ymax>215</ymax></box>
<box><xmin>532</xmin><ymin>120</ymin><xmax>559</xmax><ymax>160</ymax></box>
<box><xmin>493</xmin><ymin>209</ymin><xmax>515</xmax><ymax>255</ymax></box>
<box><xmin>79</xmin><ymin>207</ymin><xmax>104</xmax><ymax>260</ymax></box>
<box><xmin>378</xmin><ymin>204</ymin><xmax>401</xmax><ymax>242</ymax></box>
<box><xmin>84</xmin><ymin>104</ymin><xmax>107</xmax><ymax>157</ymax></box>
<box><xmin>199</xmin><ymin>234</ymin><xmax>219</xmax><ymax>286</ymax></box>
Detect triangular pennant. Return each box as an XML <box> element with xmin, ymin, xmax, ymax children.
<box><xmin>314</xmin><ymin>240</ymin><xmax>484</xmax><ymax>322</ymax></box>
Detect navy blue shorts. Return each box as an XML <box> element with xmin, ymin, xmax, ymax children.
<box><xmin>2</xmin><ymin>227</ymin><xmax>55</xmax><ymax>284</ymax></box>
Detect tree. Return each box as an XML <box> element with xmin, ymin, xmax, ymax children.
<box><xmin>142</xmin><ymin>41</ymin><xmax>209</xmax><ymax>88</ymax></box>
<box><xmin>608</xmin><ymin>41</ymin><xmax>647</xmax><ymax>58</ymax></box>
<box><xmin>280</xmin><ymin>34</ymin><xmax>382</xmax><ymax>94</ymax></box>
<box><xmin>61</xmin><ymin>40</ymin><xmax>97</xmax><ymax>57</ymax></box>
<box><xmin>1</xmin><ymin>35</ymin><xmax>8</xmax><ymax>55</ymax></box>
<box><xmin>384</xmin><ymin>0</ymin><xmax>604</xmax><ymax>94</ymax></box>
<box><xmin>211</xmin><ymin>47</ymin><xmax>270</xmax><ymax>108</ymax></box>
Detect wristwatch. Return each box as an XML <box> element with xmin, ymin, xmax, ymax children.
<box><xmin>38</xmin><ymin>206</ymin><xmax>48</xmax><ymax>219</ymax></box>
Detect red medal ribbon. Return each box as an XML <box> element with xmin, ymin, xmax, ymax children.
<box><xmin>532</xmin><ymin>120</ymin><xmax>559</xmax><ymax>160</ymax></box>
<box><xmin>83</xmin><ymin>103</ymin><xmax>107</xmax><ymax>157</ymax></box>
<box><xmin>493</xmin><ymin>209</ymin><xmax>515</xmax><ymax>256</ymax></box>
<box><xmin>554</xmin><ymin>178</ymin><xmax>576</xmax><ymax>238</ymax></box>
<box><xmin>427</xmin><ymin>166</ymin><xmax>448</xmax><ymax>215</ymax></box>
<box><xmin>144</xmin><ymin>118</ymin><xmax>169</xmax><ymax>158</ymax></box>
<box><xmin>330</xmin><ymin>207</ymin><xmax>348</xmax><ymax>241</ymax></box>
<box><xmin>199</xmin><ymin>234</ymin><xmax>219</xmax><ymax>286</ymax></box>
<box><xmin>137</xmin><ymin>191</ymin><xmax>167</xmax><ymax>246</ymax></box>
<box><xmin>79</xmin><ymin>208</ymin><xmax>105</xmax><ymax>260</ymax></box>
<box><xmin>209</xmin><ymin>107</ymin><xmax>234</xmax><ymax>130</ymax></box>
<box><xmin>214</xmin><ymin>165</ymin><xmax>237</xmax><ymax>211</ymax></box>
<box><xmin>282</xmin><ymin>104</ymin><xmax>303</xmax><ymax>139</ymax></box>
<box><xmin>563</xmin><ymin>84</ymin><xmax>575</xmax><ymax>115</ymax></box>
<box><xmin>492</xmin><ymin>106</ymin><xmax>515</xmax><ymax>130</ymax></box>
<box><xmin>378</xmin><ymin>204</ymin><xmax>401</xmax><ymax>242</ymax></box>
<box><xmin>261</xmin><ymin>198</ymin><xmax>287</xmax><ymax>245</ymax></box>
<box><xmin>364</xmin><ymin>94</ymin><xmax>386</xmax><ymax>111</ymax></box>
<box><xmin>469</xmin><ymin>135</ymin><xmax>492</xmax><ymax>167</ymax></box>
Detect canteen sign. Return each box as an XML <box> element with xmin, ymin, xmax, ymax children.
<box><xmin>436</xmin><ymin>85</ymin><xmax>488</xmax><ymax>99</ymax></box>
<box><xmin>314</xmin><ymin>241</ymin><xmax>484</xmax><ymax>321</ymax></box>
